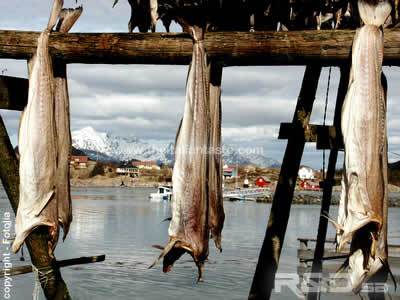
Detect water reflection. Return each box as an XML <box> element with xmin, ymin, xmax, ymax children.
<box><xmin>0</xmin><ymin>187</ymin><xmax>399</xmax><ymax>299</ymax></box>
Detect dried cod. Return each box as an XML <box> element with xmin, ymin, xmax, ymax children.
<box><xmin>329</xmin><ymin>0</ymin><xmax>392</xmax><ymax>292</ymax></box>
<box><xmin>12</xmin><ymin>0</ymin><xmax>82</xmax><ymax>254</ymax></box>
<box><xmin>151</xmin><ymin>25</ymin><xmax>225</xmax><ymax>281</ymax></box>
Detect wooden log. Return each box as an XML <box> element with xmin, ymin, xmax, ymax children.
<box><xmin>0</xmin><ymin>29</ymin><xmax>400</xmax><ymax>66</ymax></box>
<box><xmin>0</xmin><ymin>255</ymin><xmax>106</xmax><ymax>278</ymax></box>
<box><xmin>307</xmin><ymin>66</ymin><xmax>349</xmax><ymax>300</ymax></box>
<box><xmin>249</xmin><ymin>65</ymin><xmax>322</xmax><ymax>300</ymax></box>
<box><xmin>298</xmin><ymin>237</ymin><xmax>336</xmax><ymax>244</ymax></box>
<box><xmin>0</xmin><ymin>76</ymin><xmax>28</xmax><ymax>111</ymax></box>
<box><xmin>0</xmin><ymin>115</ymin><xmax>71</xmax><ymax>300</ymax></box>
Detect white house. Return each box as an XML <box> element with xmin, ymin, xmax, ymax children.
<box><xmin>132</xmin><ymin>160</ymin><xmax>161</xmax><ymax>170</ymax></box>
<box><xmin>298</xmin><ymin>166</ymin><xmax>315</xmax><ymax>180</ymax></box>
<box><xmin>116</xmin><ymin>167</ymin><xmax>139</xmax><ymax>177</ymax></box>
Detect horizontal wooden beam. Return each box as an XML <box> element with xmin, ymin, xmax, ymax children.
<box><xmin>0</xmin><ymin>254</ymin><xmax>106</xmax><ymax>278</ymax></box>
<box><xmin>278</xmin><ymin>123</ymin><xmax>344</xmax><ymax>150</ymax></box>
<box><xmin>0</xmin><ymin>75</ymin><xmax>28</xmax><ymax>111</ymax></box>
<box><xmin>0</xmin><ymin>29</ymin><xmax>400</xmax><ymax>66</ymax></box>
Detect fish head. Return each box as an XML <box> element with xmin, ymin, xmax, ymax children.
<box><xmin>347</xmin><ymin>222</ymin><xmax>385</xmax><ymax>292</ymax></box>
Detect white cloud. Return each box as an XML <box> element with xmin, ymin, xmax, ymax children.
<box><xmin>1</xmin><ymin>3</ymin><xmax>400</xmax><ymax>168</ymax></box>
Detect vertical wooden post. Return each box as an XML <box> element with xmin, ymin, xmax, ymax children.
<box><xmin>307</xmin><ymin>66</ymin><xmax>349</xmax><ymax>300</ymax></box>
<box><xmin>249</xmin><ymin>65</ymin><xmax>322</xmax><ymax>300</ymax></box>
<box><xmin>0</xmin><ymin>115</ymin><xmax>71</xmax><ymax>300</ymax></box>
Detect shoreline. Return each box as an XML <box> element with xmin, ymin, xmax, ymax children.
<box><xmin>70</xmin><ymin>178</ymin><xmax>400</xmax><ymax>207</ymax></box>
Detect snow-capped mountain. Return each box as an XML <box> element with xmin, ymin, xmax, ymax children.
<box><xmin>72</xmin><ymin>127</ymin><xmax>281</xmax><ymax>167</ymax></box>
<box><xmin>72</xmin><ymin>127</ymin><xmax>170</xmax><ymax>163</ymax></box>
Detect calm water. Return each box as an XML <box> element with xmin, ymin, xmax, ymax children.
<box><xmin>1</xmin><ymin>187</ymin><xmax>400</xmax><ymax>300</ymax></box>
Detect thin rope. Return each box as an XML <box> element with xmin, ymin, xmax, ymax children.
<box><xmin>32</xmin><ymin>265</ymin><xmax>55</xmax><ymax>300</ymax></box>
<box><xmin>322</xmin><ymin>67</ymin><xmax>332</xmax><ymax>181</ymax></box>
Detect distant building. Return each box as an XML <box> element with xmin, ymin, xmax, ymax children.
<box><xmin>116</xmin><ymin>166</ymin><xmax>139</xmax><ymax>177</ymax></box>
<box><xmin>70</xmin><ymin>155</ymin><xmax>89</xmax><ymax>169</ymax></box>
<box><xmin>132</xmin><ymin>160</ymin><xmax>160</xmax><ymax>170</ymax></box>
<box><xmin>298</xmin><ymin>166</ymin><xmax>315</xmax><ymax>180</ymax></box>
<box><xmin>255</xmin><ymin>177</ymin><xmax>271</xmax><ymax>188</ymax></box>
<box><xmin>299</xmin><ymin>180</ymin><xmax>321</xmax><ymax>191</ymax></box>
<box><xmin>223</xmin><ymin>164</ymin><xmax>238</xmax><ymax>179</ymax></box>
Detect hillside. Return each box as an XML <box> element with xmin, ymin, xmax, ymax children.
<box><xmin>72</xmin><ymin>126</ymin><xmax>281</xmax><ymax>167</ymax></box>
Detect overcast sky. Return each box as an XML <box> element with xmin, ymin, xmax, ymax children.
<box><xmin>1</xmin><ymin>0</ymin><xmax>400</xmax><ymax>168</ymax></box>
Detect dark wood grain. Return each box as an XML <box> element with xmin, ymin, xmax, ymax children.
<box><xmin>0</xmin><ymin>29</ymin><xmax>399</xmax><ymax>66</ymax></box>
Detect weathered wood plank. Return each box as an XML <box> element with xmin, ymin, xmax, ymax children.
<box><xmin>0</xmin><ymin>76</ymin><xmax>28</xmax><ymax>110</ymax></box>
<box><xmin>0</xmin><ymin>29</ymin><xmax>400</xmax><ymax>66</ymax></box>
<box><xmin>0</xmin><ymin>255</ymin><xmax>106</xmax><ymax>278</ymax></box>
<box><xmin>278</xmin><ymin>123</ymin><xmax>344</xmax><ymax>150</ymax></box>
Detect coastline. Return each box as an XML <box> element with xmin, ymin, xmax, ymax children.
<box><xmin>70</xmin><ymin>176</ymin><xmax>400</xmax><ymax>207</ymax></box>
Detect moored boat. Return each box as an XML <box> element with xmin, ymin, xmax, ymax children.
<box><xmin>149</xmin><ymin>185</ymin><xmax>172</xmax><ymax>202</ymax></box>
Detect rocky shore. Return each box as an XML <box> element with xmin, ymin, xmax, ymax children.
<box><xmin>254</xmin><ymin>189</ymin><xmax>400</xmax><ymax>207</ymax></box>
<box><xmin>71</xmin><ymin>176</ymin><xmax>400</xmax><ymax>207</ymax></box>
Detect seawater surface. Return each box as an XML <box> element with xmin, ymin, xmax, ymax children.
<box><xmin>1</xmin><ymin>187</ymin><xmax>400</xmax><ymax>300</ymax></box>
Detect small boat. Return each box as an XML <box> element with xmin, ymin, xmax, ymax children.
<box><xmin>149</xmin><ymin>185</ymin><xmax>172</xmax><ymax>202</ymax></box>
<box><xmin>299</xmin><ymin>180</ymin><xmax>321</xmax><ymax>191</ymax></box>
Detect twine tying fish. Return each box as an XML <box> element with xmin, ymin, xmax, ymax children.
<box><xmin>32</xmin><ymin>265</ymin><xmax>56</xmax><ymax>300</ymax></box>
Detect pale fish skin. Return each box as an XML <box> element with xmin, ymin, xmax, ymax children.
<box><xmin>337</xmin><ymin>0</ymin><xmax>391</xmax><ymax>292</ymax></box>
<box><xmin>54</xmin><ymin>7</ymin><xmax>83</xmax><ymax>240</ymax></box>
<box><xmin>12</xmin><ymin>0</ymin><xmax>64</xmax><ymax>254</ymax></box>
<box><xmin>151</xmin><ymin>25</ymin><xmax>210</xmax><ymax>281</ymax></box>
<box><xmin>150</xmin><ymin>0</ymin><xmax>158</xmax><ymax>32</ymax></box>
<box><xmin>208</xmin><ymin>63</ymin><xmax>225</xmax><ymax>251</ymax></box>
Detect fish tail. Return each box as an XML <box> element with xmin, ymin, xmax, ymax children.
<box><xmin>211</xmin><ymin>233</ymin><xmax>222</xmax><ymax>253</ymax></box>
<box><xmin>56</xmin><ymin>7</ymin><xmax>83</xmax><ymax>33</ymax></box>
<box><xmin>47</xmin><ymin>0</ymin><xmax>64</xmax><ymax>32</ymax></box>
<box><xmin>358</xmin><ymin>0</ymin><xmax>392</xmax><ymax>26</ymax></box>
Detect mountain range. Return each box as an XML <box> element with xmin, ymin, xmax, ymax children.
<box><xmin>71</xmin><ymin>127</ymin><xmax>281</xmax><ymax>167</ymax></box>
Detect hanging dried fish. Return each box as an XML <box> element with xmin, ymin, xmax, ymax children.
<box><xmin>150</xmin><ymin>25</ymin><xmax>210</xmax><ymax>281</ymax></box>
<box><xmin>113</xmin><ymin>0</ymin><xmax>157</xmax><ymax>32</ymax></box>
<box><xmin>54</xmin><ymin>7</ymin><xmax>83</xmax><ymax>240</ymax></box>
<box><xmin>150</xmin><ymin>0</ymin><xmax>159</xmax><ymax>32</ymax></box>
<box><xmin>12</xmin><ymin>0</ymin><xmax>64</xmax><ymax>254</ymax></box>
<box><xmin>208</xmin><ymin>63</ymin><xmax>224</xmax><ymax>251</ymax></box>
<box><xmin>330</xmin><ymin>0</ymin><xmax>392</xmax><ymax>292</ymax></box>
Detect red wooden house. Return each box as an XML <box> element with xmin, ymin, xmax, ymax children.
<box><xmin>255</xmin><ymin>177</ymin><xmax>271</xmax><ymax>188</ymax></box>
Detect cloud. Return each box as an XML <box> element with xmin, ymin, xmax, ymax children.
<box><xmin>1</xmin><ymin>2</ymin><xmax>400</xmax><ymax>168</ymax></box>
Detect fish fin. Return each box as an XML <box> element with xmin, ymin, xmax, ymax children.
<box><xmin>370</xmin><ymin>232</ymin><xmax>376</xmax><ymax>259</ymax></box>
<box><xmin>211</xmin><ymin>234</ymin><xmax>222</xmax><ymax>253</ymax></box>
<box><xmin>152</xmin><ymin>244</ymin><xmax>165</xmax><ymax>250</ymax></box>
<box><xmin>148</xmin><ymin>240</ymin><xmax>177</xmax><ymax>269</ymax></box>
<box><xmin>196</xmin><ymin>262</ymin><xmax>204</xmax><ymax>283</ymax></box>
<box><xmin>112</xmin><ymin>0</ymin><xmax>119</xmax><ymax>8</ymax></box>
<box><xmin>322</xmin><ymin>211</ymin><xmax>344</xmax><ymax>235</ymax></box>
<box><xmin>174</xmin><ymin>118</ymin><xmax>183</xmax><ymax>155</ymax></box>
<box><xmin>336</xmin><ymin>257</ymin><xmax>349</xmax><ymax>274</ymax></box>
